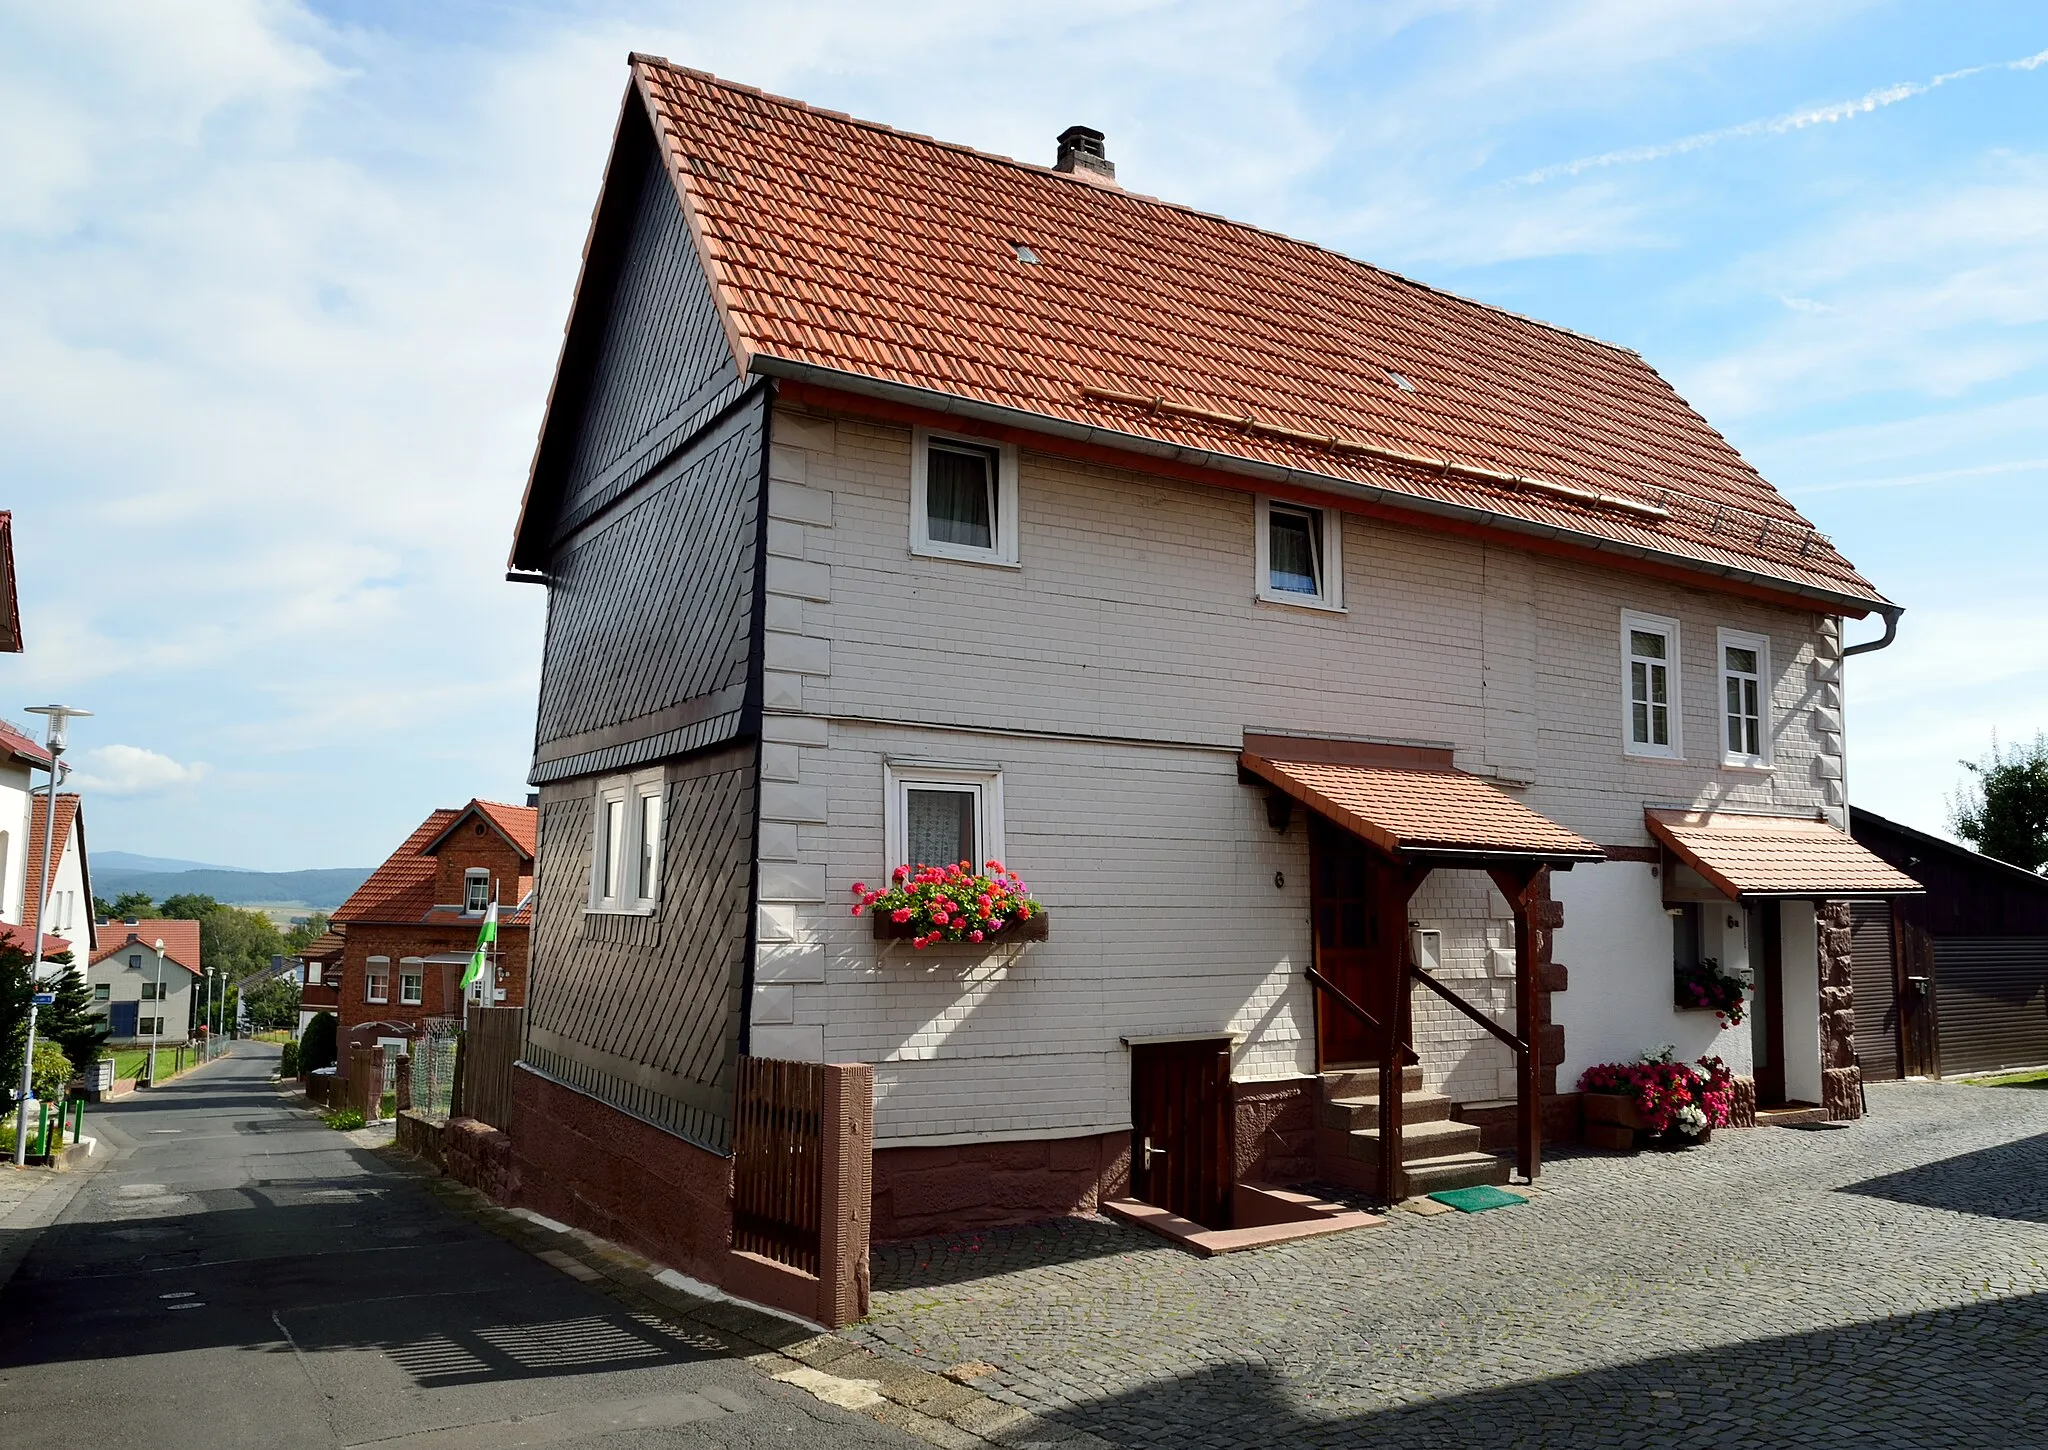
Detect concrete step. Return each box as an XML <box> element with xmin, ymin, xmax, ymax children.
<box><xmin>1347</xmin><ymin>1116</ymin><xmax>1485</xmax><ymax>1163</ymax></box>
<box><xmin>1320</xmin><ymin>1064</ymin><xmax>1424</xmax><ymax>1099</ymax></box>
<box><xmin>1404</xmin><ymin>1151</ymin><xmax>1512</xmax><ymax>1195</ymax></box>
<box><xmin>1321</xmin><ymin>1091</ymin><xmax>1453</xmax><ymax>1131</ymax></box>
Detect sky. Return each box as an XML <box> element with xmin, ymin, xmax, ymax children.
<box><xmin>3</xmin><ymin>1</ymin><xmax>2044</xmax><ymax>869</ymax></box>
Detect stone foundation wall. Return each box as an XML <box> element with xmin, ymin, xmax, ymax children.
<box><xmin>1818</xmin><ymin>901</ymin><xmax>1861</xmax><ymax>1120</ymax></box>
<box><xmin>1729</xmin><ymin>1074</ymin><xmax>1758</xmax><ymax>1128</ymax></box>
<box><xmin>1233</xmin><ymin>1078</ymin><xmax>1317</xmax><ymax>1184</ymax></box>
<box><xmin>871</xmin><ymin>1131</ymin><xmax>1129</xmax><ymax>1243</ymax></box>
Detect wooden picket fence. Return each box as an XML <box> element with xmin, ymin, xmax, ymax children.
<box><xmin>458</xmin><ymin>1007</ymin><xmax>524</xmax><ymax>1130</ymax></box>
<box><xmin>730</xmin><ymin>1056</ymin><xmax>825</xmax><ymax>1276</ymax></box>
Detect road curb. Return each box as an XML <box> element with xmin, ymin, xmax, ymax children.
<box><xmin>388</xmin><ymin>1151</ymin><xmax>1112</xmax><ymax>1450</ymax></box>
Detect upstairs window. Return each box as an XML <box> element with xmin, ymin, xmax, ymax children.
<box><xmin>1719</xmin><ymin>629</ymin><xmax>1771</xmax><ymax>768</ymax></box>
<box><xmin>1255</xmin><ymin>498</ymin><xmax>1343</xmax><ymax>611</ymax></box>
<box><xmin>885</xmin><ymin>762</ymin><xmax>1004</xmax><ymax>872</ymax></box>
<box><xmin>400</xmin><ymin>969</ymin><xmax>424</xmax><ymax>1006</ymax></box>
<box><xmin>365</xmin><ymin>959</ymin><xmax>390</xmax><ymax>1004</ymax></box>
<box><xmin>464</xmin><ymin>868</ymin><xmax>491</xmax><ymax>915</ymax></box>
<box><xmin>911</xmin><ymin>428</ymin><xmax>1019</xmax><ymax>566</ymax></box>
<box><xmin>1622</xmin><ymin>611</ymin><xmax>1682</xmax><ymax>759</ymax></box>
<box><xmin>128</xmin><ymin>953</ymin><xmax>142</xmax><ymax>970</ymax></box>
<box><xmin>589</xmin><ymin>768</ymin><xmax>665</xmax><ymax>914</ymax></box>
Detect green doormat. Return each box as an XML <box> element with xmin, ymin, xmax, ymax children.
<box><xmin>1427</xmin><ymin>1185</ymin><xmax>1527</xmax><ymax>1213</ymax></box>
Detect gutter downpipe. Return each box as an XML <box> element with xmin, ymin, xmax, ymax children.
<box><xmin>1842</xmin><ymin>605</ymin><xmax>1902</xmax><ymax>657</ymax></box>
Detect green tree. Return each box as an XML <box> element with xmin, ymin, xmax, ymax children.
<box><xmin>40</xmin><ymin>955</ymin><xmax>108</xmax><ymax>1070</ymax></box>
<box><xmin>0</xmin><ymin>942</ymin><xmax>31</xmax><ymax>1107</ymax></box>
<box><xmin>1952</xmin><ymin>733</ymin><xmax>2048</xmax><ymax>874</ymax></box>
<box><xmin>158</xmin><ymin>895</ymin><xmax>287</xmax><ymax>980</ymax></box>
<box><xmin>299</xmin><ymin>1011</ymin><xmax>338</xmax><ymax>1073</ymax></box>
<box><xmin>106</xmin><ymin>891</ymin><xmax>161</xmax><ymax>919</ymax></box>
<box><xmin>284</xmin><ymin>912</ymin><xmax>331</xmax><ymax>954</ymax></box>
<box><xmin>242</xmin><ymin>976</ymin><xmax>301</xmax><ymax>1031</ymax></box>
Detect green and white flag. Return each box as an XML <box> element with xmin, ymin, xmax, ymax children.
<box><xmin>461</xmin><ymin>900</ymin><xmax>499</xmax><ymax>992</ymax></box>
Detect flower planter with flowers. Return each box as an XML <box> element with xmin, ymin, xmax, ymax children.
<box><xmin>852</xmin><ymin>861</ymin><xmax>1046</xmax><ymax>950</ymax></box>
<box><xmin>1674</xmin><ymin>957</ymin><xmax>1752</xmax><ymax>1028</ymax></box>
<box><xmin>1578</xmin><ymin>1050</ymin><xmax>1735</xmax><ymax>1152</ymax></box>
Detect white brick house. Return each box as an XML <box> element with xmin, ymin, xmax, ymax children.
<box><xmin>505</xmin><ymin>58</ymin><xmax>1920</xmax><ymax>1243</ymax></box>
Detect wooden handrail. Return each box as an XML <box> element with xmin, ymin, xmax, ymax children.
<box><xmin>1409</xmin><ymin>965</ymin><xmax>1528</xmax><ymax>1054</ymax></box>
<box><xmin>1306</xmin><ymin>967</ymin><xmax>1419</xmax><ymax>1065</ymax></box>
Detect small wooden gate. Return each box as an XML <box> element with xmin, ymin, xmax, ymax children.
<box><xmin>731</xmin><ymin>1056</ymin><xmax>824</xmax><ymax>1276</ymax></box>
<box><xmin>459</xmin><ymin>1007</ymin><xmax>525</xmax><ymax>1130</ymax></box>
<box><xmin>1129</xmin><ymin>1038</ymin><xmax>1234</xmax><ymax>1230</ymax></box>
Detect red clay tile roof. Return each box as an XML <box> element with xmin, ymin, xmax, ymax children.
<box><xmin>22</xmin><ymin>792</ymin><xmax>81</xmax><ymax>938</ymax></box>
<box><xmin>1647</xmin><ymin>809</ymin><xmax>1923</xmax><ymax>899</ymax></box>
<box><xmin>0</xmin><ymin>924</ymin><xmax>70</xmax><ymax>957</ymax></box>
<box><xmin>295</xmin><ymin>929</ymin><xmax>346</xmax><ymax>962</ymax></box>
<box><xmin>1242</xmin><ymin>746</ymin><xmax>1600</xmax><ymax>861</ymax></box>
<box><xmin>333</xmin><ymin>809</ymin><xmax>460</xmax><ymax>925</ymax></box>
<box><xmin>421</xmin><ymin>800</ymin><xmax>538</xmax><ymax>861</ymax></box>
<box><xmin>601</xmin><ymin>58</ymin><xmax>1886</xmax><ymax>612</ymax></box>
<box><xmin>90</xmin><ymin>919</ymin><xmax>202</xmax><ymax>974</ymax></box>
<box><xmin>0</xmin><ymin>719</ymin><xmax>51</xmax><ymax>768</ymax></box>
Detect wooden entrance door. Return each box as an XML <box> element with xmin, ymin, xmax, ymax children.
<box><xmin>1130</xmin><ymin>1038</ymin><xmax>1234</xmax><ymax>1230</ymax></box>
<box><xmin>1892</xmin><ymin>906</ymin><xmax>1940</xmax><ymax>1077</ymax></box>
<box><xmin>1750</xmin><ymin>901</ymin><xmax>1787</xmax><ymax>1106</ymax></box>
<box><xmin>1310</xmin><ymin>816</ymin><xmax>1382</xmax><ymax>1066</ymax></box>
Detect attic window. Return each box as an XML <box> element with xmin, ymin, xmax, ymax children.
<box><xmin>1009</xmin><ymin>241</ymin><xmax>1040</xmax><ymax>265</ymax></box>
<box><xmin>1385</xmin><ymin>370</ymin><xmax>1416</xmax><ymax>394</ymax></box>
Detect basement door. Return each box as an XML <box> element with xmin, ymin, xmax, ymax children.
<box><xmin>1129</xmin><ymin>1038</ymin><xmax>1234</xmax><ymax>1230</ymax></box>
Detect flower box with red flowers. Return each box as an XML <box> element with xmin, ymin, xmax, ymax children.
<box><xmin>852</xmin><ymin>862</ymin><xmax>1048</xmax><ymax>949</ymax></box>
<box><xmin>1578</xmin><ymin>1050</ymin><xmax>1736</xmax><ymax>1151</ymax></box>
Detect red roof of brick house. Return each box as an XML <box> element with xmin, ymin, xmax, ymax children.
<box><xmin>295</xmin><ymin>929</ymin><xmax>346</xmax><ymax>962</ymax></box>
<box><xmin>90</xmin><ymin>919</ymin><xmax>203</xmax><ymax>975</ymax></box>
<box><xmin>334</xmin><ymin>802</ymin><xmax>538</xmax><ymax>927</ymax></box>
<box><xmin>22</xmin><ymin>792</ymin><xmax>85</xmax><ymax>940</ymax></box>
<box><xmin>515</xmin><ymin>58</ymin><xmax>1889</xmax><ymax>618</ymax></box>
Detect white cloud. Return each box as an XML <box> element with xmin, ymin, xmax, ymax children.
<box><xmin>74</xmin><ymin>745</ymin><xmax>212</xmax><ymax>796</ymax></box>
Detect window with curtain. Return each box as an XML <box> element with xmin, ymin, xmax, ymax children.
<box><xmin>925</xmin><ymin>442</ymin><xmax>997</xmax><ymax>550</ymax></box>
<box><xmin>1256</xmin><ymin>498</ymin><xmax>1342</xmax><ymax>608</ymax></box>
<box><xmin>907</xmin><ymin>786</ymin><xmax>977</xmax><ymax>869</ymax></box>
<box><xmin>1720</xmin><ymin>631</ymin><xmax>1769</xmax><ymax>766</ymax></box>
<box><xmin>1622</xmin><ymin>612</ymin><xmax>1682</xmax><ymax>758</ymax></box>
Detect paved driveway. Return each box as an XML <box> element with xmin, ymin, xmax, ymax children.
<box><xmin>848</xmin><ymin>1081</ymin><xmax>2048</xmax><ymax>1449</ymax></box>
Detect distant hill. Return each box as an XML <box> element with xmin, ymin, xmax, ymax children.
<box><xmin>95</xmin><ymin>850</ymin><xmax>251</xmax><ymax>874</ymax></box>
<box><xmin>93</xmin><ymin>866</ymin><xmax>374</xmax><ymax>912</ymax></box>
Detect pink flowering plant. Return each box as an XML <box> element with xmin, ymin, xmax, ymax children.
<box><xmin>850</xmin><ymin>860</ymin><xmax>1042</xmax><ymax>950</ymax></box>
<box><xmin>1675</xmin><ymin>957</ymin><xmax>1751</xmax><ymax>1028</ymax></box>
<box><xmin>1577</xmin><ymin>1048</ymin><xmax>1735</xmax><ymax>1138</ymax></box>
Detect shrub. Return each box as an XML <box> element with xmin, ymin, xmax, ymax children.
<box><xmin>30</xmin><ymin>1042</ymin><xmax>72</xmax><ymax>1100</ymax></box>
<box><xmin>279</xmin><ymin>1041</ymin><xmax>300</xmax><ymax>1077</ymax></box>
<box><xmin>850</xmin><ymin>860</ymin><xmax>1042</xmax><ymax>949</ymax></box>
<box><xmin>323</xmin><ymin>1108</ymin><xmax>366</xmax><ymax>1131</ymax></box>
<box><xmin>379</xmin><ymin>1091</ymin><xmax>395</xmax><ymax>1119</ymax></box>
<box><xmin>299</xmin><ymin>1012</ymin><xmax>337</xmax><ymax>1074</ymax></box>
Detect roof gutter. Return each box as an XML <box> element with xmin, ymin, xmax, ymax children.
<box><xmin>1841</xmin><ymin>605</ymin><xmax>1901</xmax><ymax>657</ymax></box>
<box><xmin>749</xmin><ymin>356</ymin><xmax>1893</xmax><ymax>620</ymax></box>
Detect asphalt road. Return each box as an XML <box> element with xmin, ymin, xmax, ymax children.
<box><xmin>0</xmin><ymin>1043</ymin><xmax>920</xmax><ymax>1450</ymax></box>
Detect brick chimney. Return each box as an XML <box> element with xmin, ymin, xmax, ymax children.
<box><xmin>1054</xmin><ymin>126</ymin><xmax>1116</xmax><ymax>184</ymax></box>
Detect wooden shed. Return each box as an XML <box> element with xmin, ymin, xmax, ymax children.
<box><xmin>1848</xmin><ymin>807</ymin><xmax>2048</xmax><ymax>1079</ymax></box>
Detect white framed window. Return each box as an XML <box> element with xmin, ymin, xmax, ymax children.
<box><xmin>1621</xmin><ymin>610</ymin><xmax>1683</xmax><ymax>760</ymax></box>
<box><xmin>1255</xmin><ymin>497</ymin><xmax>1344</xmax><ymax>611</ymax></box>
<box><xmin>365</xmin><ymin>958</ymin><xmax>390</xmax><ymax>1004</ymax></box>
<box><xmin>399</xmin><ymin>967</ymin><xmax>424</xmax><ymax>1006</ymax></box>
<box><xmin>464</xmin><ymin>868</ymin><xmax>491</xmax><ymax>914</ymax></box>
<box><xmin>140</xmin><ymin>981</ymin><xmax>164</xmax><ymax>1001</ymax></box>
<box><xmin>307</xmin><ymin>963</ymin><xmax>323</xmax><ymax>985</ymax></box>
<box><xmin>884</xmin><ymin>761</ymin><xmax>1005</xmax><ymax>872</ymax></box>
<box><xmin>1718</xmin><ymin>628</ymin><xmax>1771</xmax><ymax>769</ymax></box>
<box><xmin>93</xmin><ymin>984</ymin><xmax>110</xmax><ymax>1002</ymax></box>
<box><xmin>588</xmin><ymin>767</ymin><xmax>665</xmax><ymax>914</ymax></box>
<box><xmin>910</xmin><ymin>427</ymin><xmax>1020</xmax><ymax>567</ymax></box>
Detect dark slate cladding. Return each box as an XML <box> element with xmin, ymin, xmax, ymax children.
<box><xmin>527</xmin><ymin>743</ymin><xmax>758</xmax><ymax>1153</ymax></box>
<box><xmin>533</xmin><ymin>398</ymin><xmax>763</xmax><ymax>773</ymax></box>
<box><xmin>543</xmin><ymin>126</ymin><xmax>749</xmax><ymax>548</ymax></box>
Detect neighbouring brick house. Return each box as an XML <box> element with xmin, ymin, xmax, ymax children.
<box><xmin>293</xmin><ymin>928</ymin><xmax>345</xmax><ymax>1040</ymax></box>
<box><xmin>500</xmin><ymin>58</ymin><xmax>1920</xmax><ymax>1261</ymax></box>
<box><xmin>327</xmin><ymin>800</ymin><xmax>535</xmax><ymax>1074</ymax></box>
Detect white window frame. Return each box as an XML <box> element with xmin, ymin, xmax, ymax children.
<box><xmin>1254</xmin><ymin>497</ymin><xmax>1344</xmax><ymax>612</ymax></box>
<box><xmin>1717</xmin><ymin>628</ymin><xmax>1772</xmax><ymax>770</ymax></box>
<box><xmin>1621</xmin><ymin>610</ymin><xmax>1684</xmax><ymax>761</ymax></box>
<box><xmin>463</xmin><ymin>868</ymin><xmax>491</xmax><ymax>915</ymax></box>
<box><xmin>93</xmin><ymin>983</ymin><xmax>110</xmax><ymax>1002</ymax></box>
<box><xmin>365</xmin><ymin>957</ymin><xmax>390</xmax><ymax>1005</ymax></box>
<box><xmin>909</xmin><ymin>427</ymin><xmax>1020</xmax><ymax>568</ymax></box>
<box><xmin>587</xmin><ymin>766</ymin><xmax>665</xmax><ymax>915</ymax></box>
<box><xmin>884</xmin><ymin>760</ymin><xmax>1005</xmax><ymax>873</ymax></box>
<box><xmin>399</xmin><ymin>962</ymin><xmax>424</xmax><ymax>1006</ymax></box>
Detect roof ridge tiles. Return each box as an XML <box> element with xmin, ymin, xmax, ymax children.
<box><xmin>631</xmin><ymin>55</ymin><xmax>1637</xmax><ymax>361</ymax></box>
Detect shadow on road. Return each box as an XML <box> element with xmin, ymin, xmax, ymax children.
<box><xmin>1837</xmin><ymin>1130</ymin><xmax>2048</xmax><ymax>1224</ymax></box>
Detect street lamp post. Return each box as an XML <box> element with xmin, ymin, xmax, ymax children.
<box><xmin>147</xmin><ymin>938</ymin><xmax>166</xmax><ymax>1086</ymax></box>
<box><xmin>13</xmin><ymin>705</ymin><xmax>91</xmax><ymax>1168</ymax></box>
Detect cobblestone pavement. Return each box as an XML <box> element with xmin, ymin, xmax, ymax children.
<box><xmin>846</xmin><ymin>1081</ymin><xmax>2048</xmax><ymax>1449</ymax></box>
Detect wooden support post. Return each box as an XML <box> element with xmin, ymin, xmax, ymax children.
<box><xmin>1375</xmin><ymin>863</ymin><xmax>1434</xmax><ymax>1205</ymax></box>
